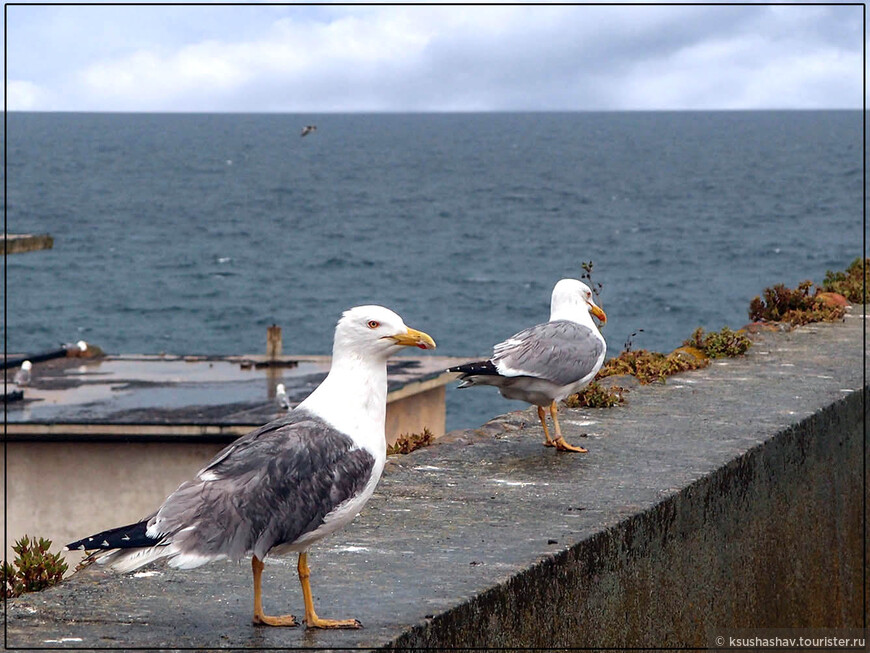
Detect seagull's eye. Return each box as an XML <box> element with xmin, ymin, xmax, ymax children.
<box><xmin>367</xmin><ymin>320</ymin><xmax>380</xmax><ymax>329</ymax></box>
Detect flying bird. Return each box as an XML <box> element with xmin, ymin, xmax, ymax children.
<box><xmin>300</xmin><ymin>125</ymin><xmax>317</xmax><ymax>137</ymax></box>
<box><xmin>66</xmin><ymin>306</ymin><xmax>436</xmax><ymax>629</ymax></box>
<box><xmin>449</xmin><ymin>279</ymin><xmax>606</xmax><ymax>453</ymax></box>
<box><xmin>13</xmin><ymin>360</ymin><xmax>32</xmax><ymax>387</ymax></box>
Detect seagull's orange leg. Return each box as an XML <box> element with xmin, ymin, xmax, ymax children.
<box><xmin>550</xmin><ymin>400</ymin><xmax>588</xmax><ymax>453</ymax></box>
<box><xmin>252</xmin><ymin>555</ymin><xmax>298</xmax><ymax>626</ymax></box>
<box><xmin>298</xmin><ymin>552</ymin><xmax>361</xmax><ymax>629</ymax></box>
<box><xmin>538</xmin><ymin>405</ymin><xmax>555</xmax><ymax>447</ymax></box>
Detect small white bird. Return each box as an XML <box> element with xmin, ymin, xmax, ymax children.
<box><xmin>275</xmin><ymin>383</ymin><xmax>290</xmax><ymax>410</ymax></box>
<box><xmin>449</xmin><ymin>279</ymin><xmax>607</xmax><ymax>453</ymax></box>
<box><xmin>300</xmin><ymin>125</ymin><xmax>317</xmax><ymax>137</ymax></box>
<box><xmin>13</xmin><ymin>360</ymin><xmax>32</xmax><ymax>387</ymax></box>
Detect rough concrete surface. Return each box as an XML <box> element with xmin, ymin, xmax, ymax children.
<box><xmin>5</xmin><ymin>310</ymin><xmax>866</xmax><ymax>650</ymax></box>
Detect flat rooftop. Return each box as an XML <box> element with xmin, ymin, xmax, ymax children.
<box><xmin>6</xmin><ymin>353</ymin><xmax>468</xmax><ymax>440</ymax></box>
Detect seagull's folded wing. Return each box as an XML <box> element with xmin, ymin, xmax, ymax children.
<box><xmin>492</xmin><ymin>320</ymin><xmax>605</xmax><ymax>385</ymax></box>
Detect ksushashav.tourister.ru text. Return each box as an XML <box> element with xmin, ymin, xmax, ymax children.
<box><xmin>727</xmin><ymin>636</ymin><xmax>864</xmax><ymax>649</ymax></box>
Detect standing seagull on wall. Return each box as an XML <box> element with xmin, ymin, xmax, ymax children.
<box><xmin>13</xmin><ymin>360</ymin><xmax>32</xmax><ymax>387</ymax></box>
<box><xmin>275</xmin><ymin>383</ymin><xmax>291</xmax><ymax>410</ymax></box>
<box><xmin>449</xmin><ymin>279</ymin><xmax>606</xmax><ymax>453</ymax></box>
<box><xmin>66</xmin><ymin>306</ymin><xmax>436</xmax><ymax>628</ymax></box>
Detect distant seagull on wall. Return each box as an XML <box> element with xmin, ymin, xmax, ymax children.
<box><xmin>275</xmin><ymin>383</ymin><xmax>291</xmax><ymax>410</ymax></box>
<box><xmin>13</xmin><ymin>360</ymin><xmax>32</xmax><ymax>387</ymax></box>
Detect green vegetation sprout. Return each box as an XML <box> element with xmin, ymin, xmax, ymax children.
<box><xmin>683</xmin><ymin>327</ymin><xmax>752</xmax><ymax>359</ymax></box>
<box><xmin>3</xmin><ymin>535</ymin><xmax>68</xmax><ymax>598</ymax></box>
<box><xmin>580</xmin><ymin>260</ymin><xmax>603</xmax><ymax>302</ymax></box>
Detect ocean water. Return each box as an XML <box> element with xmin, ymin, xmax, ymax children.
<box><xmin>4</xmin><ymin>111</ymin><xmax>863</xmax><ymax>431</ymax></box>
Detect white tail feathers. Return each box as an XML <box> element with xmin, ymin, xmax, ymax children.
<box><xmin>93</xmin><ymin>543</ymin><xmax>224</xmax><ymax>574</ymax></box>
<box><xmin>96</xmin><ymin>547</ymin><xmax>169</xmax><ymax>573</ymax></box>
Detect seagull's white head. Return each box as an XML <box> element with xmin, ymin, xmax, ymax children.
<box><xmin>77</xmin><ymin>340</ymin><xmax>88</xmax><ymax>352</ymax></box>
<box><xmin>550</xmin><ymin>279</ymin><xmax>607</xmax><ymax>325</ymax></box>
<box><xmin>276</xmin><ymin>383</ymin><xmax>286</xmax><ymax>394</ymax></box>
<box><xmin>333</xmin><ymin>305</ymin><xmax>436</xmax><ymax>361</ymax></box>
<box><xmin>21</xmin><ymin>360</ymin><xmax>32</xmax><ymax>371</ymax></box>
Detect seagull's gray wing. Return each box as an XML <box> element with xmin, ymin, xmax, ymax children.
<box><xmin>492</xmin><ymin>320</ymin><xmax>605</xmax><ymax>386</ymax></box>
<box><xmin>147</xmin><ymin>409</ymin><xmax>375</xmax><ymax>562</ymax></box>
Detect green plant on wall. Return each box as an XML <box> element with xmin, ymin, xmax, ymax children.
<box><xmin>683</xmin><ymin>327</ymin><xmax>752</xmax><ymax>359</ymax></box>
<box><xmin>3</xmin><ymin>535</ymin><xmax>68</xmax><ymax>598</ymax></box>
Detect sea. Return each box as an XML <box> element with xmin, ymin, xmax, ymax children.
<box><xmin>4</xmin><ymin>111</ymin><xmax>864</xmax><ymax>431</ymax></box>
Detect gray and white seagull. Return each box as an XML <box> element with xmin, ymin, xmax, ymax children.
<box><xmin>449</xmin><ymin>278</ymin><xmax>606</xmax><ymax>453</ymax></box>
<box><xmin>66</xmin><ymin>306</ymin><xmax>436</xmax><ymax>629</ymax></box>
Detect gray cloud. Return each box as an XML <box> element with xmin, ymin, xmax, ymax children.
<box><xmin>5</xmin><ymin>4</ymin><xmax>864</xmax><ymax>112</ymax></box>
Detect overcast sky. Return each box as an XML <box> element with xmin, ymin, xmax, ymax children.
<box><xmin>4</xmin><ymin>3</ymin><xmax>865</xmax><ymax>112</ymax></box>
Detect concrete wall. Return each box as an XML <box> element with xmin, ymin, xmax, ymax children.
<box><xmin>390</xmin><ymin>389</ymin><xmax>866</xmax><ymax>648</ymax></box>
<box><xmin>3</xmin><ymin>441</ymin><xmax>224</xmax><ymax>569</ymax></box>
<box><xmin>6</xmin><ymin>312</ymin><xmax>865</xmax><ymax>649</ymax></box>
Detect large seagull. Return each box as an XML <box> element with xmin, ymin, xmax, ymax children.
<box><xmin>67</xmin><ymin>306</ymin><xmax>436</xmax><ymax>628</ymax></box>
<box><xmin>449</xmin><ymin>279</ymin><xmax>606</xmax><ymax>453</ymax></box>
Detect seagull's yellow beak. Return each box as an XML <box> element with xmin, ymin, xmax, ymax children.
<box><xmin>589</xmin><ymin>303</ymin><xmax>607</xmax><ymax>325</ymax></box>
<box><xmin>387</xmin><ymin>327</ymin><xmax>437</xmax><ymax>350</ymax></box>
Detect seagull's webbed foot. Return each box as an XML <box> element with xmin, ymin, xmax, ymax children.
<box><xmin>252</xmin><ymin>555</ymin><xmax>300</xmax><ymax>627</ymax></box>
<box><xmin>298</xmin><ymin>552</ymin><xmax>363</xmax><ymax>630</ymax></box>
<box><xmin>550</xmin><ymin>401</ymin><xmax>588</xmax><ymax>454</ymax></box>
<box><xmin>552</xmin><ymin>436</ymin><xmax>588</xmax><ymax>453</ymax></box>
<box><xmin>253</xmin><ymin>613</ymin><xmax>299</xmax><ymax>627</ymax></box>
<box><xmin>305</xmin><ymin>615</ymin><xmax>363</xmax><ymax>629</ymax></box>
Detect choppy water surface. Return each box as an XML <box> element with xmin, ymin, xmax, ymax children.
<box><xmin>5</xmin><ymin>111</ymin><xmax>863</xmax><ymax>430</ymax></box>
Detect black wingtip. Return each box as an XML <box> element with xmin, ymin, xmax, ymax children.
<box><xmin>66</xmin><ymin>520</ymin><xmax>155</xmax><ymax>551</ymax></box>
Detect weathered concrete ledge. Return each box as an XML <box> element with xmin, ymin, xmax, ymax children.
<box><xmin>6</xmin><ymin>310</ymin><xmax>866</xmax><ymax>649</ymax></box>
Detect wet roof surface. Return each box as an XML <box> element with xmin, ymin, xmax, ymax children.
<box><xmin>7</xmin><ymin>354</ymin><xmax>462</xmax><ymax>425</ymax></box>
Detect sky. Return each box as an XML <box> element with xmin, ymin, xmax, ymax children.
<box><xmin>4</xmin><ymin>3</ymin><xmax>866</xmax><ymax>112</ymax></box>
